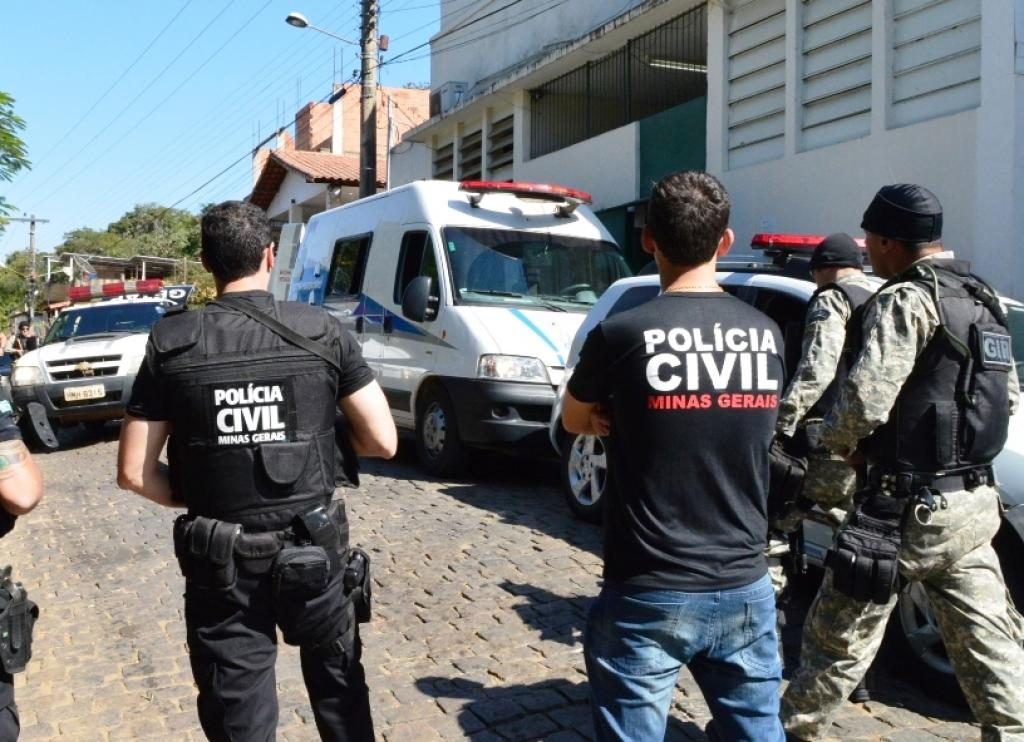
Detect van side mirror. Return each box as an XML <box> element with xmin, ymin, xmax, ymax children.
<box><xmin>402</xmin><ymin>276</ymin><xmax>438</xmax><ymax>322</ymax></box>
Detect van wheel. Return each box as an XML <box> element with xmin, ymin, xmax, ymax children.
<box><xmin>415</xmin><ymin>386</ymin><xmax>468</xmax><ymax>477</ymax></box>
<box><xmin>560</xmin><ymin>433</ymin><xmax>611</xmax><ymax>523</ymax></box>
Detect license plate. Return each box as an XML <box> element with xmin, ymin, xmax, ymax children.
<box><xmin>64</xmin><ymin>384</ymin><xmax>105</xmax><ymax>402</ymax></box>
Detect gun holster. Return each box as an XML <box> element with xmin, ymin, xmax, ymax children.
<box><xmin>343</xmin><ymin>547</ymin><xmax>372</xmax><ymax>624</ymax></box>
<box><xmin>827</xmin><ymin>492</ymin><xmax>905</xmax><ymax>604</ymax></box>
<box><xmin>173</xmin><ymin>515</ymin><xmax>242</xmax><ymax>589</ymax></box>
<box><xmin>768</xmin><ymin>436</ymin><xmax>809</xmax><ymax>520</ymax></box>
<box><xmin>0</xmin><ymin>566</ymin><xmax>38</xmax><ymax>674</ymax></box>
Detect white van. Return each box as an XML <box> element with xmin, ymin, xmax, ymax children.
<box><xmin>287</xmin><ymin>179</ymin><xmax>631</xmax><ymax>475</ymax></box>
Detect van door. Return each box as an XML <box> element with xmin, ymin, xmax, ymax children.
<box><xmin>323</xmin><ymin>233</ymin><xmax>373</xmax><ymax>348</ymax></box>
<box><xmin>377</xmin><ymin>228</ymin><xmax>443</xmax><ymax>426</ymax></box>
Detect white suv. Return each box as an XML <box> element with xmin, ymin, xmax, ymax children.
<box><xmin>548</xmin><ymin>244</ymin><xmax>1024</xmax><ymax>701</ymax></box>
<box><xmin>12</xmin><ymin>288</ymin><xmax>179</xmax><ymax>448</ymax></box>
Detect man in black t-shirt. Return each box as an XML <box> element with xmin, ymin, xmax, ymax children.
<box><xmin>564</xmin><ymin>171</ymin><xmax>785</xmax><ymax>741</ymax></box>
<box><xmin>117</xmin><ymin>201</ymin><xmax>396</xmax><ymax>740</ymax></box>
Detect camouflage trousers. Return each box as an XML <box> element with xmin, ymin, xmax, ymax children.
<box><xmin>782</xmin><ymin>485</ymin><xmax>1024</xmax><ymax>741</ymax></box>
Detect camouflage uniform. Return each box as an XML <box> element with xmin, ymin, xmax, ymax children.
<box><xmin>781</xmin><ymin>253</ymin><xmax>1024</xmax><ymax>741</ymax></box>
<box><xmin>774</xmin><ymin>273</ymin><xmax>878</xmax><ymax>533</ymax></box>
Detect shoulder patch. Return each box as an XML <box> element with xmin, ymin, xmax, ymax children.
<box><xmin>979</xmin><ymin>331</ymin><xmax>1013</xmax><ymax>369</ymax></box>
<box><xmin>807</xmin><ymin>308</ymin><xmax>831</xmax><ymax>323</ymax></box>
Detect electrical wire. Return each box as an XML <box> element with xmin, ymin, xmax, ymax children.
<box><xmin>17</xmin><ymin>0</ymin><xmax>242</xmax><ymax>206</ymax></box>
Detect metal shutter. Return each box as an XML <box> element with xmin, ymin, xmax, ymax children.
<box><xmin>891</xmin><ymin>0</ymin><xmax>981</xmax><ymax>128</ymax></box>
<box><xmin>727</xmin><ymin>0</ymin><xmax>786</xmax><ymax>168</ymax></box>
<box><xmin>800</xmin><ymin>0</ymin><xmax>872</xmax><ymax>151</ymax></box>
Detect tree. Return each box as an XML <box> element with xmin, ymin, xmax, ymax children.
<box><xmin>0</xmin><ymin>91</ymin><xmax>31</xmax><ymax>234</ymax></box>
<box><xmin>107</xmin><ymin>203</ymin><xmax>200</xmax><ymax>259</ymax></box>
<box><xmin>58</xmin><ymin>227</ymin><xmax>127</xmax><ymax>257</ymax></box>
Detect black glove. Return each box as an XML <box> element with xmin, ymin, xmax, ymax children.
<box><xmin>0</xmin><ymin>509</ymin><xmax>15</xmax><ymax>539</ymax></box>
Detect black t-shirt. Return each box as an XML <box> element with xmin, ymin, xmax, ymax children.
<box><xmin>568</xmin><ymin>292</ymin><xmax>785</xmax><ymax>591</ymax></box>
<box><xmin>127</xmin><ymin>291</ymin><xmax>374</xmax><ymax>421</ymax></box>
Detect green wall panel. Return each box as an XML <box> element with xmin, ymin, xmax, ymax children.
<box><xmin>639</xmin><ymin>97</ymin><xmax>707</xmax><ymax>198</ymax></box>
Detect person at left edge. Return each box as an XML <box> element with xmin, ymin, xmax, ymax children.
<box><xmin>0</xmin><ymin>384</ymin><xmax>44</xmax><ymax>740</ymax></box>
<box><xmin>116</xmin><ymin>200</ymin><xmax>397</xmax><ymax>742</ymax></box>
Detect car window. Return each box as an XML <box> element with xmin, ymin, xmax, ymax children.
<box><xmin>1007</xmin><ymin>305</ymin><xmax>1024</xmax><ymax>384</ymax></box>
<box><xmin>327</xmin><ymin>235</ymin><xmax>372</xmax><ymax>297</ymax></box>
<box><xmin>394</xmin><ymin>231</ymin><xmax>440</xmax><ymax>305</ymax></box>
<box><xmin>606</xmin><ymin>284</ymin><xmax>660</xmax><ymax>318</ymax></box>
<box><xmin>44</xmin><ymin>303</ymin><xmax>167</xmax><ymax>344</ymax></box>
<box><xmin>749</xmin><ymin>288</ymin><xmax>806</xmax><ymax>380</ymax></box>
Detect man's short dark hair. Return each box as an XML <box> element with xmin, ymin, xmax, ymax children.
<box><xmin>200</xmin><ymin>201</ymin><xmax>272</xmax><ymax>282</ymax></box>
<box><xmin>646</xmin><ymin>171</ymin><xmax>731</xmax><ymax>268</ymax></box>
<box><xmin>17</xmin><ymin>321</ymin><xmax>29</xmax><ymax>331</ymax></box>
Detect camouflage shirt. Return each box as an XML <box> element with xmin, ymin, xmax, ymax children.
<box><xmin>821</xmin><ymin>253</ymin><xmax>1020</xmax><ymax>456</ymax></box>
<box><xmin>776</xmin><ymin>273</ymin><xmax>878</xmax><ymax>437</ymax></box>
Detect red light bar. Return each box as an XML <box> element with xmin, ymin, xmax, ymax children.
<box><xmin>751</xmin><ymin>233</ymin><xmax>867</xmax><ymax>251</ymax></box>
<box><xmin>459</xmin><ymin>180</ymin><xmax>593</xmax><ymax>204</ymax></box>
<box><xmin>68</xmin><ymin>279</ymin><xmax>165</xmax><ymax>304</ymax></box>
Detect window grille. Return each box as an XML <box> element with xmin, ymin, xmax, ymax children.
<box><xmin>529</xmin><ymin>4</ymin><xmax>708</xmax><ymax>159</ymax></box>
<box><xmin>891</xmin><ymin>0</ymin><xmax>980</xmax><ymax>128</ymax></box>
<box><xmin>459</xmin><ymin>129</ymin><xmax>483</xmax><ymax>181</ymax></box>
<box><xmin>487</xmin><ymin>115</ymin><xmax>515</xmax><ymax>171</ymax></box>
<box><xmin>433</xmin><ymin>141</ymin><xmax>454</xmax><ymax>180</ymax></box>
<box><xmin>800</xmin><ymin>0</ymin><xmax>872</xmax><ymax>151</ymax></box>
<box><xmin>727</xmin><ymin>0</ymin><xmax>786</xmax><ymax>168</ymax></box>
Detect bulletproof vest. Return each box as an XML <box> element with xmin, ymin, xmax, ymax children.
<box><xmin>150</xmin><ymin>299</ymin><xmax>340</xmax><ymax>528</ymax></box>
<box><xmin>807</xmin><ymin>281</ymin><xmax>874</xmax><ymax>419</ymax></box>
<box><xmin>855</xmin><ymin>260</ymin><xmax>1012</xmax><ymax>471</ymax></box>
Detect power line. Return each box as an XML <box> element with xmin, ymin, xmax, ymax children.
<box><xmin>18</xmin><ymin>0</ymin><xmax>242</xmax><ymax>207</ymax></box>
<box><xmin>13</xmin><ymin>0</ymin><xmax>197</xmax><ymax>181</ymax></box>
<box><xmin>33</xmin><ymin>0</ymin><xmax>274</xmax><ymax>211</ymax></box>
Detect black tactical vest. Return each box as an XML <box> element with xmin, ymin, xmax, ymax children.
<box><xmin>149</xmin><ymin>298</ymin><xmax>340</xmax><ymax>529</ymax></box>
<box><xmin>853</xmin><ymin>260</ymin><xmax>1012</xmax><ymax>471</ymax></box>
<box><xmin>807</xmin><ymin>281</ymin><xmax>874</xmax><ymax>419</ymax></box>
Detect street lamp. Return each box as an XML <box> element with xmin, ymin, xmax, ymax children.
<box><xmin>285</xmin><ymin>8</ymin><xmax>378</xmax><ymax>198</ymax></box>
<box><xmin>285</xmin><ymin>11</ymin><xmax>358</xmax><ymax>46</ymax></box>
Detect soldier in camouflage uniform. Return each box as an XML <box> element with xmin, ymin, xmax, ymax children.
<box><xmin>782</xmin><ymin>184</ymin><xmax>1024</xmax><ymax>741</ymax></box>
<box><xmin>774</xmin><ymin>233</ymin><xmax>877</xmax><ymax>533</ymax></box>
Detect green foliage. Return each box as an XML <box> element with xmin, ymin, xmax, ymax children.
<box><xmin>0</xmin><ymin>91</ymin><xmax>31</xmax><ymax>233</ymax></box>
<box><xmin>106</xmin><ymin>203</ymin><xmax>201</xmax><ymax>258</ymax></box>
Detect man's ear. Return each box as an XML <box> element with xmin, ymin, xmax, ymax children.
<box><xmin>641</xmin><ymin>226</ymin><xmax>657</xmax><ymax>255</ymax></box>
<box><xmin>716</xmin><ymin>228</ymin><xmax>735</xmax><ymax>258</ymax></box>
<box><xmin>266</xmin><ymin>243</ymin><xmax>276</xmax><ymax>270</ymax></box>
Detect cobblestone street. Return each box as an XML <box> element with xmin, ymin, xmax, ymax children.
<box><xmin>7</xmin><ymin>427</ymin><xmax>981</xmax><ymax>740</ymax></box>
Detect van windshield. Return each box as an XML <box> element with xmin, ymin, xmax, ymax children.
<box><xmin>442</xmin><ymin>226</ymin><xmax>631</xmax><ymax>310</ymax></box>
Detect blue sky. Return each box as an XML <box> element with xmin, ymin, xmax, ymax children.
<box><xmin>1</xmin><ymin>0</ymin><xmax>437</xmax><ymax>257</ymax></box>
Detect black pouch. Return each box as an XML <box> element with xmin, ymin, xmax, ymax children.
<box><xmin>827</xmin><ymin>493</ymin><xmax>905</xmax><ymax>604</ymax></box>
<box><xmin>272</xmin><ymin>546</ymin><xmax>346</xmax><ymax>647</ymax></box>
<box><xmin>0</xmin><ymin>568</ymin><xmax>38</xmax><ymax>674</ymax></box>
<box><xmin>172</xmin><ymin>515</ymin><xmax>241</xmax><ymax>589</ymax></box>
<box><xmin>343</xmin><ymin>548</ymin><xmax>372</xmax><ymax>624</ymax></box>
<box><xmin>768</xmin><ymin>437</ymin><xmax>809</xmax><ymax>520</ymax></box>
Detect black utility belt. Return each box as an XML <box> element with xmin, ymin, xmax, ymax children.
<box><xmin>866</xmin><ymin>465</ymin><xmax>994</xmax><ymax>497</ymax></box>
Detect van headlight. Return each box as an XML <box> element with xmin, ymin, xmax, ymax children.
<box><xmin>11</xmin><ymin>365</ymin><xmax>43</xmax><ymax>388</ymax></box>
<box><xmin>478</xmin><ymin>355</ymin><xmax>550</xmax><ymax>383</ymax></box>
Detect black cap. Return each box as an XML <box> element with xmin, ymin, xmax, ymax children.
<box><xmin>861</xmin><ymin>184</ymin><xmax>942</xmax><ymax>243</ymax></box>
<box><xmin>809</xmin><ymin>233</ymin><xmax>863</xmax><ymax>270</ymax></box>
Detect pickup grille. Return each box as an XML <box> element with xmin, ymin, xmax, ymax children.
<box><xmin>46</xmin><ymin>355</ymin><xmax>121</xmax><ymax>381</ymax></box>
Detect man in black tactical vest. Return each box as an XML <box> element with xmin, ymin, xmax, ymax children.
<box><xmin>117</xmin><ymin>201</ymin><xmax>397</xmax><ymax>741</ymax></box>
<box><xmin>782</xmin><ymin>185</ymin><xmax>1024</xmax><ymax>739</ymax></box>
<box><xmin>0</xmin><ymin>385</ymin><xmax>44</xmax><ymax>739</ymax></box>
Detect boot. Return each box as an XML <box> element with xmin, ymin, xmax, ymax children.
<box><xmin>848</xmin><ymin>670</ymin><xmax>872</xmax><ymax>703</ymax></box>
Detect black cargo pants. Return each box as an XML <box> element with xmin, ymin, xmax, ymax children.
<box><xmin>184</xmin><ymin>565</ymin><xmax>373</xmax><ymax>742</ymax></box>
<box><xmin>0</xmin><ymin>673</ymin><xmax>18</xmax><ymax>741</ymax></box>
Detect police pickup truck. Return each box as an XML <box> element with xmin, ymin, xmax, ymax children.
<box><xmin>11</xmin><ymin>280</ymin><xmax>190</xmax><ymax>449</ymax></box>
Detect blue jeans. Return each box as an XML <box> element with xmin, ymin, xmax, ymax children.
<box><xmin>584</xmin><ymin>573</ymin><xmax>784</xmax><ymax>742</ymax></box>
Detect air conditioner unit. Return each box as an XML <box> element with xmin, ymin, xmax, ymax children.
<box><xmin>431</xmin><ymin>81</ymin><xmax>468</xmax><ymax>116</ymax></box>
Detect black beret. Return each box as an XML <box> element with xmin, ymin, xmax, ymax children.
<box><xmin>861</xmin><ymin>184</ymin><xmax>942</xmax><ymax>243</ymax></box>
<box><xmin>809</xmin><ymin>233</ymin><xmax>863</xmax><ymax>270</ymax></box>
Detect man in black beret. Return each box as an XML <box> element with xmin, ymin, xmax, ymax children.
<box><xmin>782</xmin><ymin>185</ymin><xmax>1024</xmax><ymax>739</ymax></box>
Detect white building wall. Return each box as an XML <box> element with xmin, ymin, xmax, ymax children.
<box><xmin>389</xmin><ymin>143</ymin><xmax>433</xmax><ymax>188</ymax></box>
<box><xmin>516</xmin><ymin>124</ymin><xmax>640</xmax><ymax>211</ymax></box>
<box><xmin>709</xmin><ymin>0</ymin><xmax>1023</xmax><ymax>299</ymax></box>
<box><xmin>265</xmin><ymin>171</ymin><xmax>326</xmax><ymax>223</ymax></box>
<box><xmin>431</xmin><ymin>0</ymin><xmax>648</xmax><ymax>92</ymax></box>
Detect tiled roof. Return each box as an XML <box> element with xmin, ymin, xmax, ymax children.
<box><xmin>248</xmin><ymin>149</ymin><xmax>386</xmax><ymax>210</ymax></box>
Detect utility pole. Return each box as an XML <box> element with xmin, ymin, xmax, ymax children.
<box><xmin>359</xmin><ymin>0</ymin><xmax>379</xmax><ymax>198</ymax></box>
<box><xmin>8</xmin><ymin>215</ymin><xmax>50</xmax><ymax>323</ymax></box>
